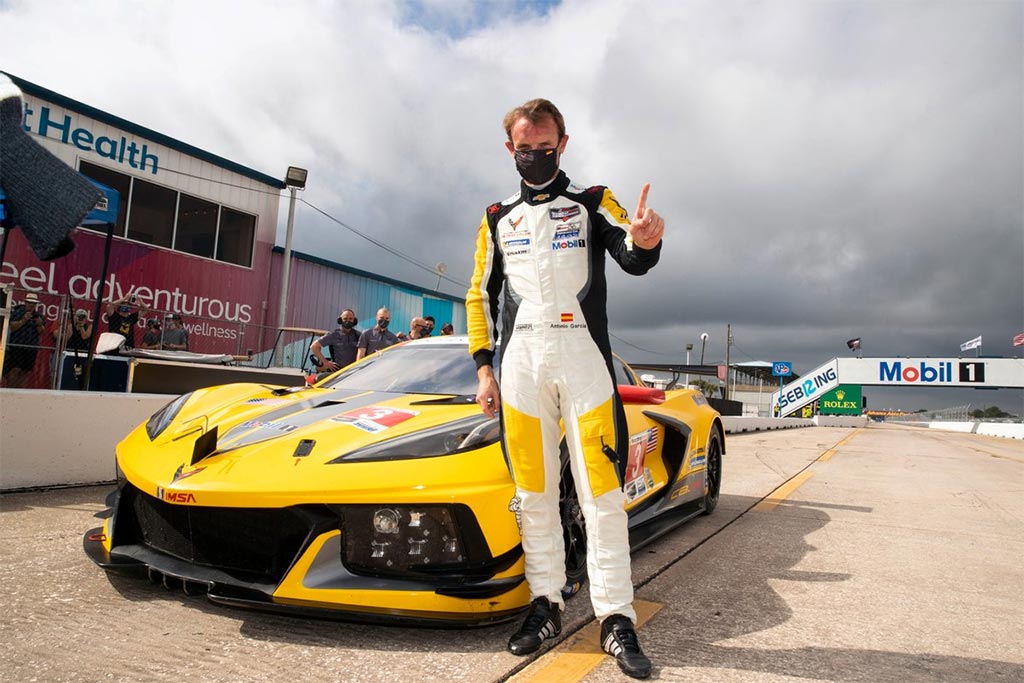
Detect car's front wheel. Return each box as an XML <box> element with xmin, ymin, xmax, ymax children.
<box><xmin>701</xmin><ymin>426</ymin><xmax>723</xmax><ymax>515</ymax></box>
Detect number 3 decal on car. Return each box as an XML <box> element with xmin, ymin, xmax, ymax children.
<box><xmin>332</xmin><ymin>406</ymin><xmax>419</xmax><ymax>433</ymax></box>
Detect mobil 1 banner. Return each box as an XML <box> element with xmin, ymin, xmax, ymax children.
<box><xmin>835</xmin><ymin>357</ymin><xmax>1024</xmax><ymax>388</ymax></box>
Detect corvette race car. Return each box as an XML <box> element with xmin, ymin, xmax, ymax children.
<box><xmin>84</xmin><ymin>336</ymin><xmax>724</xmax><ymax>626</ymax></box>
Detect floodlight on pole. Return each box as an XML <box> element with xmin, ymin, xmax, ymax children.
<box><xmin>700</xmin><ymin>332</ymin><xmax>709</xmax><ymax>365</ymax></box>
<box><xmin>435</xmin><ymin>262</ymin><xmax>447</xmax><ymax>291</ymax></box>
<box><xmin>275</xmin><ymin>166</ymin><xmax>308</xmax><ymax>365</ymax></box>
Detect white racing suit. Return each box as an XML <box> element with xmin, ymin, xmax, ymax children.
<box><xmin>466</xmin><ymin>171</ymin><xmax>660</xmax><ymax>620</ymax></box>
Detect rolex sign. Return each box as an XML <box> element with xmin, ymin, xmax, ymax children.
<box><xmin>818</xmin><ymin>384</ymin><xmax>863</xmax><ymax>415</ymax></box>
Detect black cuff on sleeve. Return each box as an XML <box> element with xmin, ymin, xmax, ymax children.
<box><xmin>634</xmin><ymin>241</ymin><xmax>662</xmax><ymax>257</ymax></box>
<box><xmin>473</xmin><ymin>349</ymin><xmax>495</xmax><ymax>370</ymax></box>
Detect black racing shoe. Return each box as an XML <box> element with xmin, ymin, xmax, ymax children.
<box><xmin>600</xmin><ymin>614</ymin><xmax>652</xmax><ymax>679</ymax></box>
<box><xmin>507</xmin><ymin>597</ymin><xmax>561</xmax><ymax>655</ymax></box>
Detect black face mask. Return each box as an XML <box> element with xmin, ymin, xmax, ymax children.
<box><xmin>377</xmin><ymin>319</ymin><xmax>389</xmax><ymax>329</ymax></box>
<box><xmin>514</xmin><ymin>148</ymin><xmax>559</xmax><ymax>185</ymax></box>
<box><xmin>340</xmin><ymin>320</ymin><xmax>356</xmax><ymax>329</ymax></box>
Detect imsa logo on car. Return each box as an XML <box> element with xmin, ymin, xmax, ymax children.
<box><xmin>157</xmin><ymin>487</ymin><xmax>197</xmax><ymax>504</ymax></box>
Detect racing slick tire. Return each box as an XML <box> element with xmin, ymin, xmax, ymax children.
<box><xmin>701</xmin><ymin>426</ymin><xmax>723</xmax><ymax>515</ymax></box>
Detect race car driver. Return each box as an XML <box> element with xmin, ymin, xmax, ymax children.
<box><xmin>467</xmin><ymin>98</ymin><xmax>664</xmax><ymax>680</ymax></box>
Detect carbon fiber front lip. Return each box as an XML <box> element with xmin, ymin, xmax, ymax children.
<box><xmin>84</xmin><ymin>528</ymin><xmax>526</xmax><ymax>624</ymax></box>
<box><xmin>209</xmin><ymin>592</ymin><xmax>524</xmax><ymax>628</ymax></box>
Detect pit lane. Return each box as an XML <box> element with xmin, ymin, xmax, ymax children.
<box><xmin>1</xmin><ymin>424</ymin><xmax>1021</xmax><ymax>682</ymax></box>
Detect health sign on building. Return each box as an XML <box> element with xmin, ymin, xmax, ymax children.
<box><xmin>817</xmin><ymin>384</ymin><xmax>862</xmax><ymax>416</ymax></box>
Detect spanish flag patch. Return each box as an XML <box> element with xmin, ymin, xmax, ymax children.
<box><xmin>560</xmin><ymin>313</ymin><xmax>574</xmax><ymax>323</ymax></box>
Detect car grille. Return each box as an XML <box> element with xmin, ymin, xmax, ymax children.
<box><xmin>115</xmin><ymin>484</ymin><xmax>320</xmax><ymax>583</ymax></box>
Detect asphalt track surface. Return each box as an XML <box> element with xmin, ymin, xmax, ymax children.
<box><xmin>1</xmin><ymin>423</ymin><xmax>1021</xmax><ymax>682</ymax></box>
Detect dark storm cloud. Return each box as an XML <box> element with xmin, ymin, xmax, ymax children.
<box><xmin>1</xmin><ymin>0</ymin><xmax>1020</xmax><ymax>410</ymax></box>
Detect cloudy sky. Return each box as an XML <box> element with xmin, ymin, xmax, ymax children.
<box><xmin>2</xmin><ymin>0</ymin><xmax>1021</xmax><ymax>411</ymax></box>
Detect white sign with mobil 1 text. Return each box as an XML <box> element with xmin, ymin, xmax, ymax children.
<box><xmin>835</xmin><ymin>357</ymin><xmax>1024</xmax><ymax>388</ymax></box>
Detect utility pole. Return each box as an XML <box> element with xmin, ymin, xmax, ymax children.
<box><xmin>685</xmin><ymin>343</ymin><xmax>693</xmax><ymax>386</ymax></box>
<box><xmin>725</xmin><ymin>323</ymin><xmax>733</xmax><ymax>401</ymax></box>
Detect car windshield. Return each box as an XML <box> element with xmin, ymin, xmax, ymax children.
<box><xmin>320</xmin><ymin>341</ymin><xmax>496</xmax><ymax>395</ymax></box>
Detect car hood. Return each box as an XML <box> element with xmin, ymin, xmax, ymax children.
<box><xmin>116</xmin><ymin>383</ymin><xmax>504</xmax><ymax>506</ymax></box>
<box><xmin>215</xmin><ymin>386</ymin><xmax>474</xmax><ymax>451</ymax></box>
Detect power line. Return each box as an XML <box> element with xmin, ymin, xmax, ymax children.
<box><xmin>155</xmin><ymin>163</ymin><xmax>471</xmax><ymax>291</ymax></box>
<box><xmin>609</xmin><ymin>332</ymin><xmax>681</xmax><ymax>357</ymax></box>
<box><xmin>300</xmin><ymin>198</ymin><xmax>470</xmax><ymax>289</ymax></box>
<box><xmin>158</xmin><ymin>165</ymin><xmax>286</xmax><ymax>197</ymax></box>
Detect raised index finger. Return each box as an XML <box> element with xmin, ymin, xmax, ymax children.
<box><xmin>635</xmin><ymin>183</ymin><xmax>651</xmax><ymax>220</ymax></box>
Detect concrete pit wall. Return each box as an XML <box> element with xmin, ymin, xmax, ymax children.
<box><xmin>1</xmin><ymin>389</ymin><xmax>169</xmax><ymax>490</ymax></box>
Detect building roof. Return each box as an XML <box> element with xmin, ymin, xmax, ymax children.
<box><xmin>4</xmin><ymin>72</ymin><xmax>286</xmax><ymax>190</ymax></box>
<box><xmin>732</xmin><ymin>361</ymin><xmax>801</xmax><ymax>384</ymax></box>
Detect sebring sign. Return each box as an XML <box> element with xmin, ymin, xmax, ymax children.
<box><xmin>772</xmin><ymin>357</ymin><xmax>1024</xmax><ymax>417</ymax></box>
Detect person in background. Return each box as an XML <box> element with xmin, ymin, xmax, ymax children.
<box><xmin>402</xmin><ymin>316</ymin><xmax>429</xmax><ymax>340</ymax></box>
<box><xmin>161</xmin><ymin>313</ymin><xmax>189</xmax><ymax>351</ymax></box>
<box><xmin>139</xmin><ymin>319</ymin><xmax>163</xmax><ymax>349</ymax></box>
<box><xmin>440</xmin><ymin>322</ymin><xmax>454</xmax><ymax>336</ymax></box>
<box><xmin>311</xmin><ymin>308</ymin><xmax>361</xmax><ymax>371</ymax></box>
<box><xmin>2</xmin><ymin>292</ymin><xmax>46</xmax><ymax>388</ymax></box>
<box><xmin>466</xmin><ymin>98</ymin><xmax>663</xmax><ymax>679</ymax></box>
<box><xmin>61</xmin><ymin>309</ymin><xmax>93</xmax><ymax>354</ymax></box>
<box><xmin>356</xmin><ymin>306</ymin><xmax>400</xmax><ymax>360</ymax></box>
<box><xmin>422</xmin><ymin>316</ymin><xmax>436</xmax><ymax>337</ymax></box>
<box><xmin>106</xmin><ymin>293</ymin><xmax>148</xmax><ymax>348</ymax></box>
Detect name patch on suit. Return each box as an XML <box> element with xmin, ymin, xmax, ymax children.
<box><xmin>549</xmin><ymin>206</ymin><xmax>581</xmax><ymax>221</ymax></box>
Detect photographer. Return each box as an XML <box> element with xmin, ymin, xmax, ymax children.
<box><xmin>105</xmin><ymin>293</ymin><xmax>148</xmax><ymax>349</ymax></box>
<box><xmin>60</xmin><ymin>309</ymin><xmax>93</xmax><ymax>354</ymax></box>
<box><xmin>2</xmin><ymin>293</ymin><xmax>46</xmax><ymax>388</ymax></box>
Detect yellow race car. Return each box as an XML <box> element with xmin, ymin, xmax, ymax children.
<box><xmin>84</xmin><ymin>336</ymin><xmax>724</xmax><ymax>626</ymax></box>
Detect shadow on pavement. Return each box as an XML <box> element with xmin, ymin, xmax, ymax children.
<box><xmin>653</xmin><ymin>643</ymin><xmax>1024</xmax><ymax>682</ymax></box>
<box><xmin>640</xmin><ymin>496</ymin><xmax>1022</xmax><ymax>681</ymax></box>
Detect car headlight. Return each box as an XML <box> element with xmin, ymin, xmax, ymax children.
<box><xmin>331</xmin><ymin>414</ymin><xmax>500</xmax><ymax>463</ymax></box>
<box><xmin>145</xmin><ymin>392</ymin><xmax>194</xmax><ymax>440</ymax></box>
<box><xmin>341</xmin><ymin>504</ymin><xmax>465</xmax><ymax>574</ymax></box>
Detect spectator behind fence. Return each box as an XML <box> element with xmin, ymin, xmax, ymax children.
<box><xmin>61</xmin><ymin>308</ymin><xmax>93</xmax><ymax>353</ymax></box>
<box><xmin>311</xmin><ymin>308</ymin><xmax>360</xmax><ymax>372</ymax></box>
<box><xmin>161</xmin><ymin>313</ymin><xmax>189</xmax><ymax>351</ymax></box>
<box><xmin>139</xmin><ymin>319</ymin><xmax>162</xmax><ymax>349</ymax></box>
<box><xmin>2</xmin><ymin>292</ymin><xmax>46</xmax><ymax>388</ymax></box>
<box><xmin>440</xmin><ymin>322</ymin><xmax>454</xmax><ymax>335</ymax></box>
<box><xmin>106</xmin><ymin>293</ymin><xmax>148</xmax><ymax>348</ymax></box>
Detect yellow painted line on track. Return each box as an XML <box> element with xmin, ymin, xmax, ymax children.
<box><xmin>509</xmin><ymin>600</ymin><xmax>662</xmax><ymax>683</ymax></box>
<box><xmin>818</xmin><ymin>428</ymin><xmax>863</xmax><ymax>462</ymax></box>
<box><xmin>752</xmin><ymin>470</ymin><xmax>815</xmax><ymax>512</ymax></box>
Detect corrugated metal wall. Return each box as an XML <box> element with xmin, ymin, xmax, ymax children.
<box><xmin>272</xmin><ymin>248</ymin><xmax>466</xmax><ymax>343</ymax></box>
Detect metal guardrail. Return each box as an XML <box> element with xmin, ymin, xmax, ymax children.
<box><xmin>888</xmin><ymin>405</ymin><xmax>972</xmax><ymax>422</ymax></box>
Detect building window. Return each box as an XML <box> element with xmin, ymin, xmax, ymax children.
<box><xmin>218</xmin><ymin>208</ymin><xmax>256</xmax><ymax>268</ymax></box>
<box><xmin>76</xmin><ymin>160</ymin><xmax>257</xmax><ymax>268</ymax></box>
<box><xmin>128</xmin><ymin>178</ymin><xmax>176</xmax><ymax>248</ymax></box>
<box><xmin>176</xmin><ymin>193</ymin><xmax>219</xmax><ymax>258</ymax></box>
<box><xmin>78</xmin><ymin>161</ymin><xmax>130</xmax><ymax>236</ymax></box>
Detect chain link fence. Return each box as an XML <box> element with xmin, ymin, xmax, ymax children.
<box><xmin>2</xmin><ymin>286</ymin><xmax>321</xmax><ymax>390</ymax></box>
<box><xmin>888</xmin><ymin>405</ymin><xmax>972</xmax><ymax>422</ymax></box>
